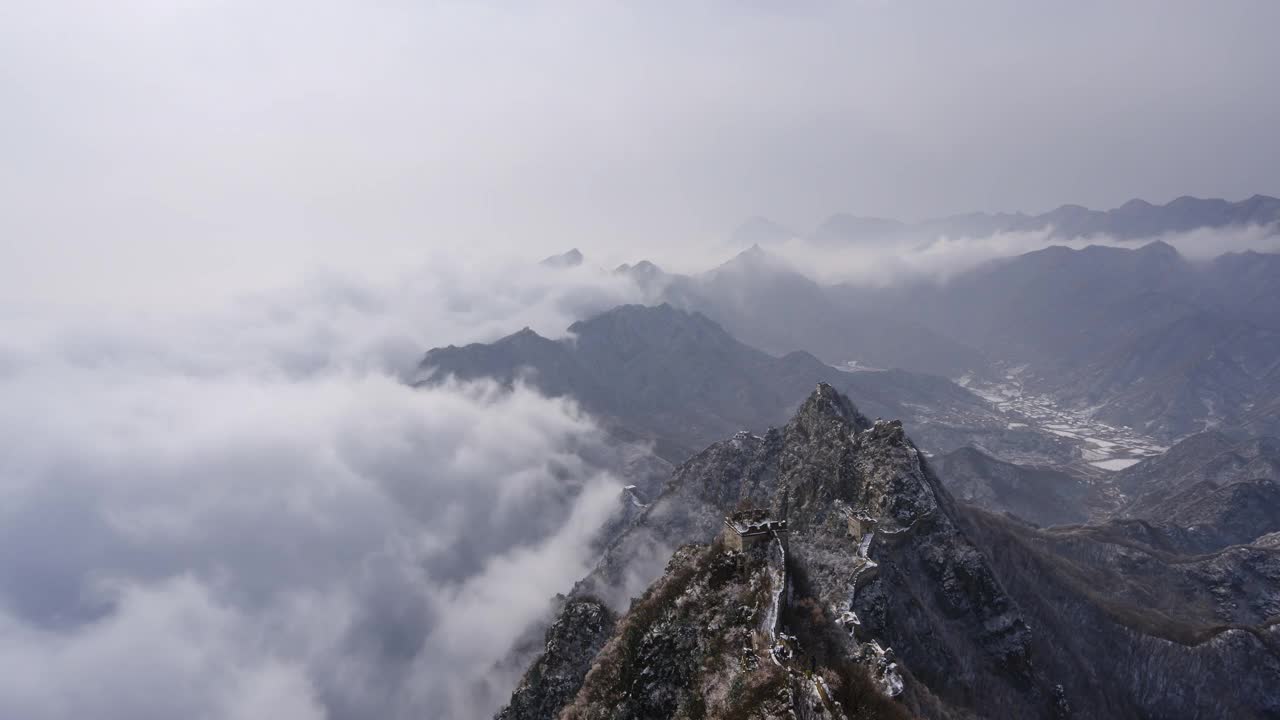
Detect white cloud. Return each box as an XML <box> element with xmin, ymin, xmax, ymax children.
<box><xmin>767</xmin><ymin>223</ymin><xmax>1280</xmax><ymax>287</ymax></box>
<box><xmin>0</xmin><ymin>256</ymin><xmax>652</xmax><ymax>720</ymax></box>
<box><xmin>0</xmin><ymin>576</ymin><xmax>328</xmax><ymax>720</ymax></box>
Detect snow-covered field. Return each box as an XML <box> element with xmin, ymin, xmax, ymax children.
<box><xmin>1090</xmin><ymin>458</ymin><xmax>1143</xmax><ymax>471</ymax></box>
<box><xmin>958</xmin><ymin>370</ymin><xmax>1165</xmax><ymax>472</ymax></box>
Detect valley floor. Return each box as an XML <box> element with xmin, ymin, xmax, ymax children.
<box><xmin>957</xmin><ymin>367</ymin><xmax>1168</xmax><ymax>474</ymax></box>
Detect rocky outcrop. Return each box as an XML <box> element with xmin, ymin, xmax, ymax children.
<box><xmin>496</xmin><ymin>597</ymin><xmax>616</xmax><ymax>720</ymax></box>
<box><xmin>776</xmin><ymin>394</ymin><xmax>1045</xmax><ymax>716</ymax></box>
<box><xmin>560</xmin><ymin>538</ymin><xmax>910</xmax><ymax>720</ymax></box>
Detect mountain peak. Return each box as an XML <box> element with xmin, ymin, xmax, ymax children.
<box><xmin>488</xmin><ymin>325</ymin><xmax>560</xmax><ymax>352</ymax></box>
<box><xmin>1136</xmin><ymin>239</ymin><xmax>1180</xmax><ymax>257</ymax></box>
<box><xmin>614</xmin><ymin>259</ymin><xmax>663</xmax><ymax>275</ymax></box>
<box><xmin>565</xmin><ymin>304</ymin><xmax>732</xmax><ymax>355</ymax></box>
<box><xmin>568</xmin><ymin>302</ymin><xmax>706</xmax><ymax>328</ymax></box>
<box><xmin>713</xmin><ymin>242</ymin><xmax>789</xmax><ymax>273</ymax></box>
<box><xmin>1243</xmin><ymin>193</ymin><xmax>1278</xmax><ymax>203</ymax></box>
<box><xmin>1118</xmin><ymin>198</ymin><xmax>1155</xmax><ymax>211</ymax></box>
<box><xmin>790</xmin><ymin>383</ymin><xmax>871</xmax><ymax>433</ymax></box>
<box><xmin>613</xmin><ymin>259</ymin><xmax>668</xmax><ymax>290</ymax></box>
<box><xmin>540</xmin><ymin>248</ymin><xmax>584</xmax><ymax>268</ymax></box>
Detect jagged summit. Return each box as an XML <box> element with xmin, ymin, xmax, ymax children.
<box><xmin>612</xmin><ymin>259</ymin><xmax>663</xmax><ymax>276</ymax></box>
<box><xmin>791</xmin><ymin>381</ymin><xmax>871</xmax><ymax>430</ymax></box>
<box><xmin>612</xmin><ymin>259</ymin><xmax>669</xmax><ymax>293</ymax></box>
<box><xmin>507</xmin><ymin>386</ymin><xmax>1042</xmax><ymax>718</ymax></box>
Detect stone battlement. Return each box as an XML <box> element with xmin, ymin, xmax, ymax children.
<box><xmin>723</xmin><ymin>510</ymin><xmax>788</xmax><ymax>551</ymax></box>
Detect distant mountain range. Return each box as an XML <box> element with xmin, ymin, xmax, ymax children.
<box><xmin>847</xmin><ymin>240</ymin><xmax>1280</xmax><ymax>440</ymax></box>
<box><xmin>414</xmin><ymin>241</ymin><xmax>1280</xmax><ymax>716</ymax></box>
<box><xmin>734</xmin><ymin>194</ymin><xmax>1280</xmax><ymax>247</ymax></box>
<box><xmin>616</xmin><ymin>246</ymin><xmax>987</xmax><ymax>378</ymax></box>
<box><xmin>430</xmin><ymin>210</ymin><xmax>1280</xmax><ymax>718</ymax></box>
<box><xmin>418</xmin><ymin>294</ymin><xmax>1280</xmax><ymax>535</ymax></box>
<box><xmin>611</xmin><ymin>237</ymin><xmax>1280</xmax><ymax>443</ymax></box>
<box><xmin>417</xmin><ymin>303</ymin><xmax>1068</xmax><ymax>466</ymax></box>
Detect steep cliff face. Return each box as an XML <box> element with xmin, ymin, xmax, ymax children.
<box><xmin>498</xmin><ymin>597</ymin><xmax>617</xmax><ymax>720</ymax></box>
<box><xmin>773</xmin><ymin>391</ymin><xmax>1047</xmax><ymax>717</ymax></box>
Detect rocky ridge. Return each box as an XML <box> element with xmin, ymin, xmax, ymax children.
<box><xmin>500</xmin><ymin>385</ymin><xmax>1055</xmax><ymax>718</ymax></box>
<box><xmin>498</xmin><ymin>385</ymin><xmax>1280</xmax><ymax>719</ymax></box>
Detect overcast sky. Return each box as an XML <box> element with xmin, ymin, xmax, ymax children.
<box><xmin>4</xmin><ymin>0</ymin><xmax>1280</xmax><ymax>301</ymax></box>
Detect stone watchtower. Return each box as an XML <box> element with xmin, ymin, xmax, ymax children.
<box><xmin>845</xmin><ymin>509</ymin><xmax>877</xmax><ymax>543</ymax></box>
<box><xmin>722</xmin><ymin>509</ymin><xmax>789</xmax><ymax>551</ymax></box>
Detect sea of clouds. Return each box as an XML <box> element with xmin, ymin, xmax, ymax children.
<box><xmin>0</xmin><ymin>254</ymin><xmax>655</xmax><ymax>720</ymax></box>
<box><xmin>3</xmin><ymin>223</ymin><xmax>1278</xmax><ymax>719</ymax></box>
<box><xmin>765</xmin><ymin>223</ymin><xmax>1280</xmax><ymax>286</ymax></box>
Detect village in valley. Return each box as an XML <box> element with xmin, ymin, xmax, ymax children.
<box><xmin>957</xmin><ymin>368</ymin><xmax>1168</xmax><ymax>473</ymax></box>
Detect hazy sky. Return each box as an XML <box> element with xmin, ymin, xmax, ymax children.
<box><xmin>4</xmin><ymin>0</ymin><xmax>1280</xmax><ymax>301</ymax></box>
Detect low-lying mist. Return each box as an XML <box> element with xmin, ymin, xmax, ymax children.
<box><xmin>758</xmin><ymin>223</ymin><xmax>1280</xmax><ymax>287</ymax></box>
<box><xmin>0</xmin><ymin>255</ymin><xmax>659</xmax><ymax>720</ymax></box>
